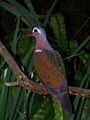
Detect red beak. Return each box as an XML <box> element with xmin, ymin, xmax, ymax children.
<box><xmin>27</xmin><ymin>33</ymin><xmax>33</xmax><ymax>37</ymax></box>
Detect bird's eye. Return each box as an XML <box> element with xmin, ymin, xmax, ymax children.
<box><xmin>34</xmin><ymin>29</ymin><xmax>38</xmax><ymax>32</ymax></box>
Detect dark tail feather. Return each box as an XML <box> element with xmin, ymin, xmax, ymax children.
<box><xmin>43</xmin><ymin>83</ymin><xmax>73</xmax><ymax>113</ymax></box>
<box><xmin>57</xmin><ymin>92</ymin><xmax>72</xmax><ymax>113</ymax></box>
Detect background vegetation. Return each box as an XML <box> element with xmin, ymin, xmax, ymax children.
<box><xmin>0</xmin><ymin>0</ymin><xmax>90</xmax><ymax>120</ymax></box>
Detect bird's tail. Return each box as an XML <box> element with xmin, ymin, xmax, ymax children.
<box><xmin>56</xmin><ymin>92</ymin><xmax>72</xmax><ymax>113</ymax></box>
<box><xmin>43</xmin><ymin>84</ymin><xmax>72</xmax><ymax>113</ymax></box>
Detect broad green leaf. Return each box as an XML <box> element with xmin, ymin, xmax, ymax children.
<box><xmin>52</xmin><ymin>98</ymin><xmax>63</xmax><ymax>120</ymax></box>
<box><xmin>50</xmin><ymin>13</ymin><xmax>68</xmax><ymax>51</ymax></box>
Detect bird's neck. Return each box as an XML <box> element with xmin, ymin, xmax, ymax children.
<box><xmin>35</xmin><ymin>35</ymin><xmax>53</xmax><ymax>51</ymax></box>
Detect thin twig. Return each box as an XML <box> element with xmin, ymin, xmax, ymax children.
<box><xmin>0</xmin><ymin>41</ymin><xmax>90</xmax><ymax>98</ymax></box>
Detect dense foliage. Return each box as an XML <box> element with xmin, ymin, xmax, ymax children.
<box><xmin>0</xmin><ymin>0</ymin><xmax>90</xmax><ymax>120</ymax></box>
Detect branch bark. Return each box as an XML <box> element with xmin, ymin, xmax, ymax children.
<box><xmin>0</xmin><ymin>41</ymin><xmax>47</xmax><ymax>94</ymax></box>
<box><xmin>0</xmin><ymin>41</ymin><xmax>90</xmax><ymax>98</ymax></box>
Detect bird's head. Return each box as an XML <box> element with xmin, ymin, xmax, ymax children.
<box><xmin>28</xmin><ymin>27</ymin><xmax>53</xmax><ymax>50</ymax></box>
<box><xmin>28</xmin><ymin>27</ymin><xmax>47</xmax><ymax>41</ymax></box>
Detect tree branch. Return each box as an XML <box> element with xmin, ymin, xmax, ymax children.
<box><xmin>0</xmin><ymin>41</ymin><xmax>47</xmax><ymax>94</ymax></box>
<box><xmin>0</xmin><ymin>41</ymin><xmax>90</xmax><ymax>98</ymax></box>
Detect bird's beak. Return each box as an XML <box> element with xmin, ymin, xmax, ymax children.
<box><xmin>27</xmin><ymin>33</ymin><xmax>34</xmax><ymax>37</ymax></box>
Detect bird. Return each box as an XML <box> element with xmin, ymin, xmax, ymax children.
<box><xmin>28</xmin><ymin>26</ymin><xmax>72</xmax><ymax>113</ymax></box>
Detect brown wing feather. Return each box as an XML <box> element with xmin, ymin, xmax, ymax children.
<box><xmin>34</xmin><ymin>49</ymin><xmax>65</xmax><ymax>88</ymax></box>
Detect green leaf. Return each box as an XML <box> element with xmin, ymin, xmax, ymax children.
<box><xmin>24</xmin><ymin>0</ymin><xmax>41</xmax><ymax>26</ymax></box>
<box><xmin>0</xmin><ymin>0</ymin><xmax>37</xmax><ymax>27</ymax></box>
<box><xmin>12</xmin><ymin>15</ymin><xmax>20</xmax><ymax>54</ymax></box>
<box><xmin>50</xmin><ymin>13</ymin><xmax>68</xmax><ymax>51</ymax></box>
<box><xmin>43</xmin><ymin>0</ymin><xmax>58</xmax><ymax>26</ymax></box>
<box><xmin>30</xmin><ymin>95</ymin><xmax>55</xmax><ymax>120</ymax></box>
<box><xmin>69</xmin><ymin>40</ymin><xmax>78</xmax><ymax>53</ymax></box>
<box><xmin>81</xmin><ymin>99</ymin><xmax>90</xmax><ymax>120</ymax></box>
<box><xmin>52</xmin><ymin>98</ymin><xmax>63</xmax><ymax>120</ymax></box>
<box><xmin>65</xmin><ymin>36</ymin><xmax>90</xmax><ymax>60</ymax></box>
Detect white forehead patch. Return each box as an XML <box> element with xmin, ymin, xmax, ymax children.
<box><xmin>32</xmin><ymin>27</ymin><xmax>42</xmax><ymax>34</ymax></box>
<box><xmin>35</xmin><ymin>49</ymin><xmax>42</xmax><ymax>53</ymax></box>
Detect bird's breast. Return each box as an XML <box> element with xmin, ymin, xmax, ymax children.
<box><xmin>34</xmin><ymin>49</ymin><xmax>64</xmax><ymax>88</ymax></box>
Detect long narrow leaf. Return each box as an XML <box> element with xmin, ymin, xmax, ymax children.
<box><xmin>12</xmin><ymin>15</ymin><xmax>20</xmax><ymax>54</ymax></box>
<box><xmin>65</xmin><ymin>36</ymin><xmax>90</xmax><ymax>60</ymax></box>
<box><xmin>24</xmin><ymin>0</ymin><xmax>41</xmax><ymax>26</ymax></box>
<box><xmin>43</xmin><ymin>0</ymin><xmax>58</xmax><ymax>26</ymax></box>
<box><xmin>70</xmin><ymin>17</ymin><xmax>90</xmax><ymax>41</ymax></box>
<box><xmin>0</xmin><ymin>68</ymin><xmax>12</xmax><ymax>120</ymax></box>
<box><xmin>0</xmin><ymin>0</ymin><xmax>36</xmax><ymax>27</ymax></box>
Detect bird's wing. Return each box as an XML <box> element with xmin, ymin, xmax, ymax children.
<box><xmin>34</xmin><ymin>49</ymin><xmax>65</xmax><ymax>88</ymax></box>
